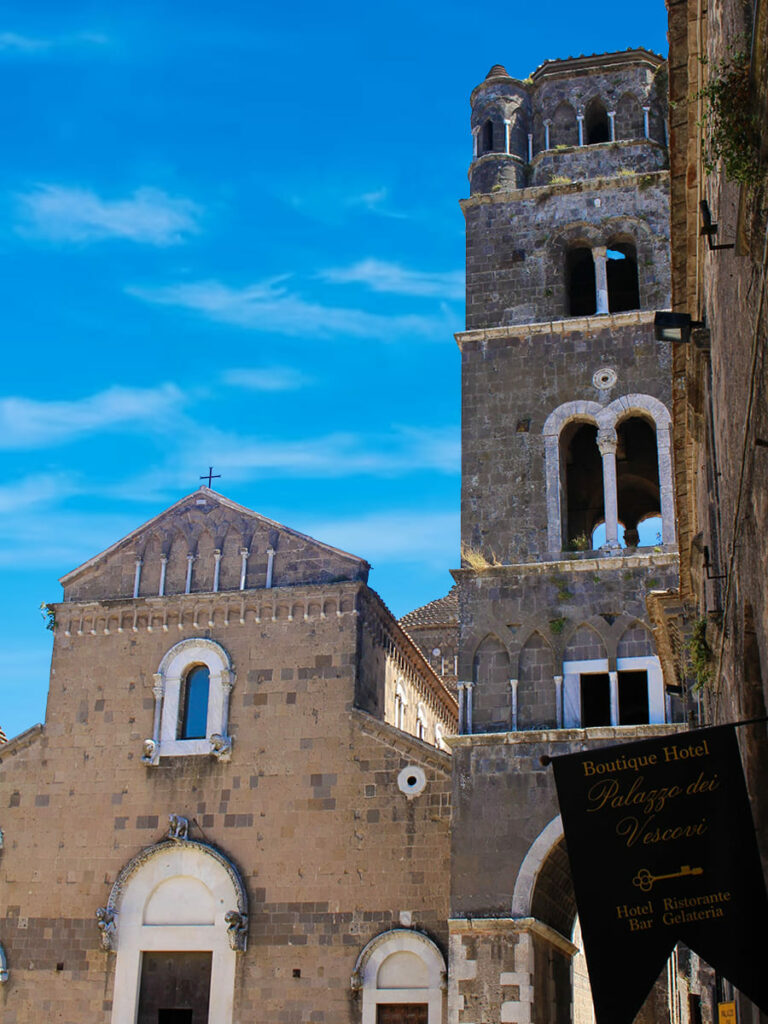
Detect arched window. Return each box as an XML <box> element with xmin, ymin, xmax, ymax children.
<box><xmin>607</xmin><ymin>243</ymin><xmax>640</xmax><ymax>312</ymax></box>
<box><xmin>566</xmin><ymin>248</ymin><xmax>596</xmax><ymax>316</ymax></box>
<box><xmin>352</xmin><ymin>929</ymin><xmax>446</xmax><ymax>1024</ymax></box>
<box><xmin>144</xmin><ymin>638</ymin><xmax>235</xmax><ymax>764</ymax></box>
<box><xmin>103</xmin><ymin>837</ymin><xmax>247</xmax><ymax>1024</ymax></box>
<box><xmin>615</xmin><ymin>92</ymin><xmax>643</xmax><ymax>140</ymax></box>
<box><xmin>481</xmin><ymin>119</ymin><xmax>494</xmax><ymax>154</ymax></box>
<box><xmin>585</xmin><ymin>98</ymin><xmax>609</xmax><ymax>144</ymax></box>
<box><xmin>616</xmin><ymin>416</ymin><xmax>660</xmax><ymax>547</ymax></box>
<box><xmin>416</xmin><ymin>703</ymin><xmax>427</xmax><ymax>741</ymax></box>
<box><xmin>394</xmin><ymin>681</ymin><xmax>407</xmax><ymax>731</ymax></box>
<box><xmin>560</xmin><ymin>422</ymin><xmax>604</xmax><ymax>547</ymax></box>
<box><xmin>551</xmin><ymin>101</ymin><xmax>578</xmax><ymax>147</ymax></box>
<box><xmin>179</xmin><ymin>664</ymin><xmax>210</xmax><ymax>739</ymax></box>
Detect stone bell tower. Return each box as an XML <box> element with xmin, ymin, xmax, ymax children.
<box><xmin>447</xmin><ymin>50</ymin><xmax>686</xmax><ymax>1024</ymax></box>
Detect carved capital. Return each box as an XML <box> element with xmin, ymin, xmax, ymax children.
<box><xmin>225</xmin><ymin>910</ymin><xmax>248</xmax><ymax>952</ymax></box>
<box><xmin>96</xmin><ymin>907</ymin><xmax>117</xmax><ymax>951</ymax></box>
<box><xmin>596</xmin><ymin>428</ymin><xmax>618</xmax><ymax>456</ymax></box>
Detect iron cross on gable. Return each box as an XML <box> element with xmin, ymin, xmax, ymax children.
<box><xmin>200</xmin><ymin>466</ymin><xmax>221</xmax><ymax>488</ymax></box>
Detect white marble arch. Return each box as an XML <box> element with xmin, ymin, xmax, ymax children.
<box><xmin>353</xmin><ymin>928</ymin><xmax>446</xmax><ymax>1024</ymax></box>
<box><xmin>511</xmin><ymin>816</ymin><xmax>565</xmax><ymax>918</ymax></box>
<box><xmin>107</xmin><ymin>839</ymin><xmax>247</xmax><ymax>1024</ymax></box>
<box><xmin>542</xmin><ymin>393</ymin><xmax>675</xmax><ymax>552</ymax></box>
<box><xmin>148</xmin><ymin>637</ymin><xmax>235</xmax><ymax>761</ymax></box>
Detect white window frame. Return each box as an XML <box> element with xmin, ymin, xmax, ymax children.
<box><xmin>394</xmin><ymin>680</ymin><xmax>407</xmax><ymax>732</ymax></box>
<box><xmin>146</xmin><ymin>638</ymin><xmax>235</xmax><ymax>763</ymax></box>
<box><xmin>353</xmin><ymin>928</ymin><xmax>446</xmax><ymax>1024</ymax></box>
<box><xmin>562</xmin><ymin>655</ymin><xmax>665</xmax><ymax>728</ymax></box>
<box><xmin>107</xmin><ymin>840</ymin><xmax>247</xmax><ymax>1024</ymax></box>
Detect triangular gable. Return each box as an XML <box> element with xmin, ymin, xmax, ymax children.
<box><xmin>60</xmin><ymin>488</ymin><xmax>369</xmax><ymax>602</ymax></box>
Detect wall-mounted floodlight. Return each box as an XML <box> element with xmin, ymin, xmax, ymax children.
<box><xmin>700</xmin><ymin>200</ymin><xmax>735</xmax><ymax>251</ymax></box>
<box><xmin>653</xmin><ymin>311</ymin><xmax>705</xmax><ymax>343</ymax></box>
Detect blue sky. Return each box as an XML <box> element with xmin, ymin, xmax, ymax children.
<box><xmin>1</xmin><ymin>2</ymin><xmax>669</xmax><ymax>739</ymax></box>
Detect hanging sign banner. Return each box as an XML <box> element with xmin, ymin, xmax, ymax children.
<box><xmin>551</xmin><ymin>725</ymin><xmax>768</xmax><ymax>1024</ymax></box>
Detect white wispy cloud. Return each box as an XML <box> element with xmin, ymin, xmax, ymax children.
<box><xmin>0</xmin><ymin>473</ymin><xmax>77</xmax><ymax>513</ymax></box>
<box><xmin>0</xmin><ymin>30</ymin><xmax>109</xmax><ymax>54</ymax></box>
<box><xmin>304</xmin><ymin>510</ymin><xmax>458</xmax><ymax>561</ymax></box>
<box><xmin>128</xmin><ymin>278</ymin><xmax>451</xmax><ymax>338</ymax></box>
<box><xmin>0</xmin><ymin>384</ymin><xmax>185</xmax><ymax>449</ymax></box>
<box><xmin>319</xmin><ymin>259</ymin><xmax>464</xmax><ymax>300</ymax></box>
<box><xmin>221</xmin><ymin>366</ymin><xmax>311</xmax><ymax>391</ymax></box>
<box><xmin>347</xmin><ymin>186</ymin><xmax>409</xmax><ymax>219</ymax></box>
<box><xmin>16</xmin><ymin>185</ymin><xmax>202</xmax><ymax>245</ymax></box>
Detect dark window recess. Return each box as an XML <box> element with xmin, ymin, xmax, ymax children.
<box><xmin>689</xmin><ymin>994</ymin><xmax>703</xmax><ymax>1024</ymax></box>
<box><xmin>585</xmin><ymin>99</ymin><xmax>610</xmax><ymax>143</ymax></box>
<box><xmin>179</xmin><ymin>665</ymin><xmax>210</xmax><ymax>739</ymax></box>
<box><xmin>137</xmin><ymin>952</ymin><xmax>212</xmax><ymax>1024</ymax></box>
<box><xmin>566</xmin><ymin>247</ymin><xmax>596</xmax><ymax>316</ymax></box>
<box><xmin>607</xmin><ymin>244</ymin><xmax>640</xmax><ymax>312</ymax></box>
<box><xmin>377</xmin><ymin>1006</ymin><xmax>429</xmax><ymax>1024</ymax></box>
<box><xmin>581</xmin><ymin>673</ymin><xmax>611</xmax><ymax>727</ymax></box>
<box><xmin>481</xmin><ymin>119</ymin><xmax>494</xmax><ymax>154</ymax></box>
<box><xmin>616</xmin><ymin>417</ymin><xmax>660</xmax><ymax>546</ymax></box>
<box><xmin>618</xmin><ymin>671</ymin><xmax>649</xmax><ymax>724</ymax></box>
<box><xmin>562</xmin><ymin>422</ymin><xmax>604</xmax><ymax>545</ymax></box>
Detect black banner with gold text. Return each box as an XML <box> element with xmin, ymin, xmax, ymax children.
<box><xmin>551</xmin><ymin>726</ymin><xmax>768</xmax><ymax>1024</ymax></box>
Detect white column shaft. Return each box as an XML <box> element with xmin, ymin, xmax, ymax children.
<box><xmin>527</xmin><ymin>133</ymin><xmax>533</xmax><ymax>162</ymax></box>
<box><xmin>213</xmin><ymin>550</ymin><xmax>222</xmax><ymax>593</ymax></box>
<box><xmin>504</xmin><ymin>119</ymin><xmax>511</xmax><ymax>154</ymax></box>
<box><xmin>239</xmin><ymin>549</ymin><xmax>249</xmax><ymax>590</ymax></box>
<box><xmin>544</xmin><ymin>120</ymin><xmax>551</xmax><ymax>150</ymax></box>
<box><xmin>185</xmin><ymin>555</ymin><xmax>194</xmax><ymax>595</ymax></box>
<box><xmin>458</xmin><ymin>684</ymin><xmax>466</xmax><ymax>734</ymax></box>
<box><xmin>609</xmin><ymin>671</ymin><xmax>620</xmax><ymax>726</ymax></box>
<box><xmin>266</xmin><ymin>548</ymin><xmax>275</xmax><ymax>589</ymax></box>
<box><xmin>593</xmin><ymin>245</ymin><xmax>609</xmax><ymax>313</ymax></box>
<box><xmin>608</xmin><ymin>111</ymin><xmax>616</xmax><ymax>141</ymax></box>
<box><xmin>510</xmin><ymin>679</ymin><xmax>519</xmax><ymax>731</ymax></box>
<box><xmin>643</xmin><ymin>106</ymin><xmax>650</xmax><ymax>138</ymax></box>
<box><xmin>577</xmin><ymin>115</ymin><xmax>584</xmax><ymax>146</ymax></box>
<box><xmin>133</xmin><ymin>559</ymin><xmax>142</xmax><ymax>599</ymax></box>
<box><xmin>554</xmin><ymin>675</ymin><xmax>564</xmax><ymax>728</ymax></box>
<box><xmin>466</xmin><ymin>683</ymin><xmax>474</xmax><ymax>734</ymax></box>
<box><xmin>158</xmin><ymin>556</ymin><xmax>167</xmax><ymax>597</ymax></box>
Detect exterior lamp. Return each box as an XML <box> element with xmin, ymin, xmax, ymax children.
<box><xmin>653</xmin><ymin>311</ymin><xmax>705</xmax><ymax>344</ymax></box>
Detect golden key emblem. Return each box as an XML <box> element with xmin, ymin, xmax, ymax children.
<box><xmin>632</xmin><ymin>865</ymin><xmax>703</xmax><ymax>892</ymax></box>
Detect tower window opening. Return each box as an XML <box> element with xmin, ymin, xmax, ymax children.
<box><xmin>618</xmin><ymin>670</ymin><xmax>649</xmax><ymax>724</ymax></box>
<box><xmin>607</xmin><ymin>243</ymin><xmax>639</xmax><ymax>312</ymax></box>
<box><xmin>481</xmin><ymin>119</ymin><xmax>494</xmax><ymax>154</ymax></box>
<box><xmin>616</xmin><ymin>417</ymin><xmax>660</xmax><ymax>547</ymax></box>
<box><xmin>585</xmin><ymin>98</ymin><xmax>610</xmax><ymax>144</ymax></box>
<box><xmin>580</xmin><ymin>673</ymin><xmax>611</xmax><ymax>726</ymax></box>
<box><xmin>566</xmin><ymin>247</ymin><xmax>596</xmax><ymax>316</ymax></box>
<box><xmin>561</xmin><ymin>422</ymin><xmax>604</xmax><ymax>548</ymax></box>
<box><xmin>179</xmin><ymin>664</ymin><xmax>210</xmax><ymax>740</ymax></box>
<box><xmin>552</xmin><ymin>100</ymin><xmax>579</xmax><ymax>147</ymax></box>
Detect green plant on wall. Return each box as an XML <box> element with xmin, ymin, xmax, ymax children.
<box><xmin>699</xmin><ymin>48</ymin><xmax>762</xmax><ymax>185</ymax></box>
<box><xmin>39</xmin><ymin>602</ymin><xmax>55</xmax><ymax>632</ymax></box>
<box><xmin>549</xmin><ymin>616</ymin><xmax>567</xmax><ymax>635</ymax></box>
<box><xmin>687</xmin><ymin>616</ymin><xmax>713</xmax><ymax>690</ymax></box>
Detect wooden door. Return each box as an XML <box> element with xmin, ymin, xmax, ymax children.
<box><xmin>376</xmin><ymin>1005</ymin><xmax>429</xmax><ymax>1024</ymax></box>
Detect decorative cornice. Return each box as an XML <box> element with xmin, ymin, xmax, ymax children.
<box><xmin>444</xmin><ymin>722</ymin><xmax>687</xmax><ymax>750</ymax></box>
<box><xmin>448</xmin><ymin>916</ymin><xmax>578</xmax><ymax>956</ymax></box>
<box><xmin>351</xmin><ymin>707</ymin><xmax>453</xmax><ymax>769</ymax></box>
<box><xmin>455</xmin><ymin>309</ymin><xmax>657</xmax><ymax>348</ymax></box>
<box><xmin>461</xmin><ymin>169</ymin><xmax>668</xmax><ymax>211</ymax></box>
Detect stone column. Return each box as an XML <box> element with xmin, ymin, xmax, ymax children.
<box><xmin>577</xmin><ymin>110</ymin><xmax>585</xmax><ymax>146</ymax></box>
<box><xmin>554</xmin><ymin>674</ymin><xmax>564</xmax><ymax>727</ymax></box>
<box><xmin>597</xmin><ymin>428</ymin><xmax>620</xmax><ymax>548</ymax></box>
<box><xmin>219</xmin><ymin>670</ymin><xmax>235</xmax><ymax>737</ymax></box>
<box><xmin>266</xmin><ymin>547</ymin><xmax>275</xmax><ymax>589</ymax></box>
<box><xmin>543</xmin><ymin>119</ymin><xmax>551</xmax><ymax>150</ymax></box>
<box><xmin>133</xmin><ymin>558</ymin><xmax>142</xmax><ymax>599</ymax></box>
<box><xmin>503</xmin><ymin>119</ymin><xmax>511</xmax><ymax>154</ymax></box>
<box><xmin>158</xmin><ymin>554</ymin><xmax>168</xmax><ymax>597</ymax></box>
<box><xmin>185</xmin><ymin>554</ymin><xmax>195</xmax><ymax>594</ymax></box>
<box><xmin>472</xmin><ymin>127</ymin><xmax>479</xmax><ymax>159</ymax></box>
<box><xmin>509</xmin><ymin>678</ymin><xmax>519</xmax><ymax>730</ymax></box>
<box><xmin>527</xmin><ymin>132</ymin><xmax>533</xmax><ymax>162</ymax></box>
<box><xmin>457</xmin><ymin>683</ymin><xmax>466</xmax><ymax>734</ymax></box>
<box><xmin>609</xmin><ymin>670</ymin><xmax>620</xmax><ymax>726</ymax></box>
<box><xmin>544</xmin><ymin>433</ymin><xmax>563</xmax><ymax>552</ymax></box>
<box><xmin>239</xmin><ymin>548</ymin><xmax>249</xmax><ymax>590</ymax></box>
<box><xmin>466</xmin><ymin>683</ymin><xmax>474</xmax><ymax>734</ymax></box>
<box><xmin>657</xmin><ymin>425</ymin><xmax>677</xmax><ymax>544</ymax></box>
<box><xmin>608</xmin><ymin>110</ymin><xmax>616</xmax><ymax>140</ymax></box>
<box><xmin>643</xmin><ymin>106</ymin><xmax>650</xmax><ymax>138</ymax></box>
<box><xmin>213</xmin><ymin>549</ymin><xmax>222</xmax><ymax>593</ymax></box>
<box><xmin>151</xmin><ymin>673</ymin><xmax>164</xmax><ymax>748</ymax></box>
<box><xmin>592</xmin><ymin>245</ymin><xmax>609</xmax><ymax>313</ymax></box>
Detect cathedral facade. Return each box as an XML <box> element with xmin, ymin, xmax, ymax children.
<box><xmin>0</xmin><ymin>49</ymin><xmax>703</xmax><ymax>1024</ymax></box>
